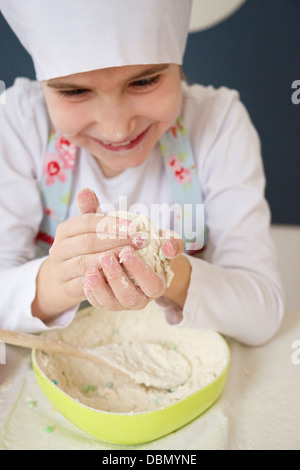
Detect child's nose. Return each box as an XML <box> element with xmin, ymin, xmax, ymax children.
<box><xmin>94</xmin><ymin>96</ymin><xmax>136</xmax><ymax>142</ymax></box>
<box><xmin>101</xmin><ymin>126</ymin><xmax>127</xmax><ymax>143</ymax></box>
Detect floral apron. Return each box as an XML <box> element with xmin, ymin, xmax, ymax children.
<box><xmin>35</xmin><ymin>117</ymin><xmax>206</xmax><ymax>258</ymax></box>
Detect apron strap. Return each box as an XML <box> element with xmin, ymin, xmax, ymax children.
<box><xmin>35</xmin><ymin>130</ymin><xmax>77</xmax><ymax>258</ymax></box>
<box><xmin>159</xmin><ymin>117</ymin><xmax>206</xmax><ymax>255</ymax></box>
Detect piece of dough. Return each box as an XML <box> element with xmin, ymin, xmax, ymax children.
<box><xmin>113</xmin><ymin>211</ymin><xmax>175</xmax><ymax>287</ymax></box>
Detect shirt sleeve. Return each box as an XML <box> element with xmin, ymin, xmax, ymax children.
<box><xmin>0</xmin><ymin>79</ymin><xmax>77</xmax><ymax>332</ymax></box>
<box><xmin>161</xmin><ymin>86</ymin><xmax>285</xmax><ymax>346</ymax></box>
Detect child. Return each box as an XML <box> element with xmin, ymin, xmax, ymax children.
<box><xmin>0</xmin><ymin>0</ymin><xmax>284</xmax><ymax>345</ymax></box>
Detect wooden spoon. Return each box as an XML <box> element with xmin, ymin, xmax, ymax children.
<box><xmin>0</xmin><ymin>328</ymin><xmax>191</xmax><ymax>390</ymax></box>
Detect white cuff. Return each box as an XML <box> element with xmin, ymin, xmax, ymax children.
<box><xmin>0</xmin><ymin>257</ymin><xmax>79</xmax><ymax>333</ymax></box>
<box><xmin>155</xmin><ymin>253</ymin><xmax>200</xmax><ymax>328</ymax></box>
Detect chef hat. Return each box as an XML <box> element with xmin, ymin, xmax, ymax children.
<box><xmin>0</xmin><ymin>0</ymin><xmax>192</xmax><ymax>81</ymax></box>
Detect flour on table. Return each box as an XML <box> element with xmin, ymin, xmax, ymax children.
<box><xmin>35</xmin><ymin>302</ymin><xmax>229</xmax><ymax>414</ymax></box>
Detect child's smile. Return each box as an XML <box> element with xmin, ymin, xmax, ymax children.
<box><xmin>93</xmin><ymin>125</ymin><xmax>151</xmax><ymax>152</ymax></box>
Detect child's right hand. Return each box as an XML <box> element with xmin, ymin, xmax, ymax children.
<box><xmin>48</xmin><ymin>188</ymin><xmax>139</xmax><ymax>301</ymax></box>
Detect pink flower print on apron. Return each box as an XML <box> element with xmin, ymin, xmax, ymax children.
<box><xmin>35</xmin><ymin>131</ymin><xmax>77</xmax><ymax>257</ymax></box>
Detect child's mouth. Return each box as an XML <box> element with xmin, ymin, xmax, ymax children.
<box><xmin>94</xmin><ymin>126</ymin><xmax>150</xmax><ymax>152</ymax></box>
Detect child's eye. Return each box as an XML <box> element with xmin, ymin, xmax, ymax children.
<box><xmin>59</xmin><ymin>89</ymin><xmax>89</xmax><ymax>98</ymax></box>
<box><xmin>130</xmin><ymin>75</ymin><xmax>160</xmax><ymax>89</ymax></box>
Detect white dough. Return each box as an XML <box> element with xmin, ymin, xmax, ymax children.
<box><xmin>113</xmin><ymin>211</ymin><xmax>175</xmax><ymax>287</ymax></box>
<box><xmin>36</xmin><ymin>302</ymin><xmax>229</xmax><ymax>414</ymax></box>
<box><xmin>90</xmin><ymin>341</ymin><xmax>192</xmax><ymax>389</ymax></box>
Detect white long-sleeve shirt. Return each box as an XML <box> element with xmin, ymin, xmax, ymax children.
<box><xmin>0</xmin><ymin>78</ymin><xmax>284</xmax><ymax>345</ymax></box>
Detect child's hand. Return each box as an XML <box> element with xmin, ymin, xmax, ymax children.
<box><xmin>83</xmin><ymin>238</ymin><xmax>184</xmax><ymax>311</ymax></box>
<box><xmin>81</xmin><ymin>192</ymin><xmax>184</xmax><ymax>311</ymax></box>
<box><xmin>48</xmin><ymin>189</ymin><xmax>139</xmax><ymax>301</ymax></box>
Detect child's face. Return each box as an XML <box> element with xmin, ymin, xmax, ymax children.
<box><xmin>42</xmin><ymin>64</ymin><xmax>182</xmax><ymax>177</ymax></box>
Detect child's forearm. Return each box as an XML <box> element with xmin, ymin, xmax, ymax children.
<box><xmin>163</xmin><ymin>255</ymin><xmax>191</xmax><ymax>309</ymax></box>
<box><xmin>31</xmin><ymin>257</ymin><xmax>83</xmax><ymax>322</ymax></box>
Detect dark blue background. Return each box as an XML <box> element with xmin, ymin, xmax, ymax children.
<box><xmin>0</xmin><ymin>0</ymin><xmax>299</xmax><ymax>224</ymax></box>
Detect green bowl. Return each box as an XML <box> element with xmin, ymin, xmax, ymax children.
<box><xmin>32</xmin><ymin>334</ymin><xmax>230</xmax><ymax>445</ymax></box>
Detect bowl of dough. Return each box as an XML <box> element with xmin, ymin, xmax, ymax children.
<box><xmin>32</xmin><ymin>211</ymin><xmax>230</xmax><ymax>445</ymax></box>
<box><xmin>32</xmin><ymin>302</ymin><xmax>230</xmax><ymax>445</ymax></box>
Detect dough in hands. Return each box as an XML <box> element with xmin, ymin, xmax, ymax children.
<box><xmin>113</xmin><ymin>211</ymin><xmax>177</xmax><ymax>287</ymax></box>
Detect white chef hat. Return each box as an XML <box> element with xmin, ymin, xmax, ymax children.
<box><xmin>0</xmin><ymin>0</ymin><xmax>192</xmax><ymax>81</ymax></box>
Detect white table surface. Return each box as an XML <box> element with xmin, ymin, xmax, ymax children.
<box><xmin>0</xmin><ymin>309</ymin><xmax>299</xmax><ymax>450</ymax></box>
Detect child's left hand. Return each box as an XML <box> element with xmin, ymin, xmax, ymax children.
<box><xmin>78</xmin><ymin>189</ymin><xmax>184</xmax><ymax>311</ymax></box>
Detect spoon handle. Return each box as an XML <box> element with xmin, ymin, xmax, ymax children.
<box><xmin>0</xmin><ymin>328</ymin><xmax>130</xmax><ymax>377</ymax></box>
<box><xmin>0</xmin><ymin>328</ymin><xmax>86</xmax><ymax>358</ymax></box>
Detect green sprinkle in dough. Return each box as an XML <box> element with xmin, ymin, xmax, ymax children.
<box><xmin>27</xmin><ymin>401</ymin><xmax>36</xmax><ymax>409</ymax></box>
<box><xmin>52</xmin><ymin>380</ymin><xmax>58</xmax><ymax>385</ymax></box>
<box><xmin>83</xmin><ymin>384</ymin><xmax>96</xmax><ymax>393</ymax></box>
<box><xmin>158</xmin><ymin>249</ymin><xmax>166</xmax><ymax>262</ymax></box>
<box><xmin>46</xmin><ymin>426</ymin><xmax>54</xmax><ymax>434</ymax></box>
<box><xmin>105</xmin><ymin>382</ymin><xmax>113</xmax><ymax>388</ymax></box>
